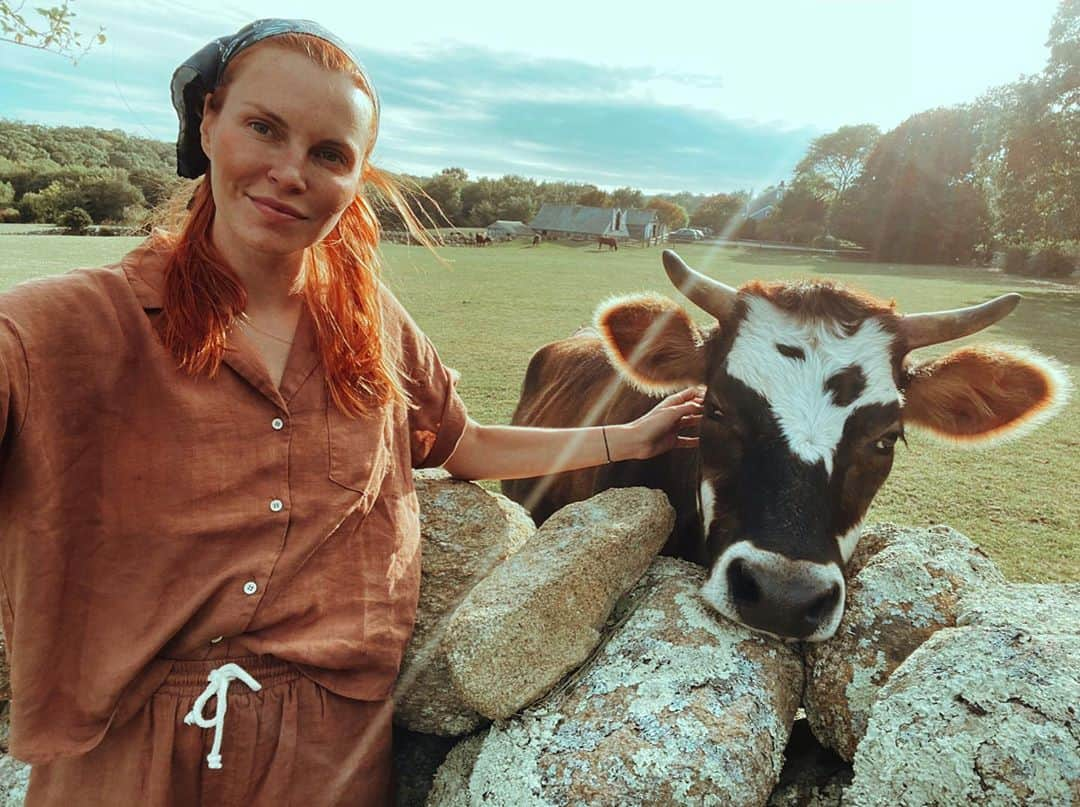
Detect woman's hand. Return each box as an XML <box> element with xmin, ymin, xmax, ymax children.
<box><xmin>610</xmin><ymin>386</ymin><xmax>704</xmax><ymax>462</ymax></box>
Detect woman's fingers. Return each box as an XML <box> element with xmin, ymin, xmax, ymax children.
<box><xmin>659</xmin><ymin>385</ymin><xmax>705</xmax><ymax>407</ymax></box>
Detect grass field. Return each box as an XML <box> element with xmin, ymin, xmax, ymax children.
<box><xmin>2</xmin><ymin>230</ymin><xmax>1077</xmax><ymax>582</ymax></box>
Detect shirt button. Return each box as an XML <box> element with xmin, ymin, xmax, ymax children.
<box><xmin>271</xmin><ymin>417</ymin><xmax>285</xmax><ymax>430</ymax></box>
<box><xmin>269</xmin><ymin>499</ymin><xmax>284</xmax><ymax>512</ymax></box>
<box><xmin>243</xmin><ymin>581</ymin><xmax>258</xmax><ymax>596</ymax></box>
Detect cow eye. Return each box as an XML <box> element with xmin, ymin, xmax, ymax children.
<box><xmin>706</xmin><ymin>404</ymin><xmax>724</xmax><ymax>421</ymax></box>
<box><xmin>873</xmin><ymin>430</ymin><xmax>901</xmax><ymax>453</ymax></box>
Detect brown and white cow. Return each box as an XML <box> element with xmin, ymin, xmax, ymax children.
<box><xmin>503</xmin><ymin>250</ymin><xmax>1070</xmax><ymax>642</ymax></box>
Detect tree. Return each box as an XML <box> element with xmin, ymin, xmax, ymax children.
<box><xmin>836</xmin><ymin>107</ymin><xmax>990</xmax><ymax>263</ymax></box>
<box><xmin>538</xmin><ymin>181</ymin><xmax>593</xmax><ymax>205</ymax></box>
<box><xmin>794</xmin><ymin>124</ymin><xmax>879</xmax><ymax>228</ymax></box>
<box><xmin>646</xmin><ymin>198</ymin><xmax>688</xmax><ymax>230</ymax></box>
<box><xmin>576</xmin><ymin>186</ymin><xmax>608</xmax><ymax>207</ymax></box>
<box><xmin>689</xmin><ymin>193</ymin><xmax>745</xmax><ymax>234</ymax></box>
<box><xmin>57</xmin><ymin>205</ymin><xmax>91</xmax><ymax>233</ymax></box>
<box><xmin>977</xmin><ymin>0</ymin><xmax>1080</xmax><ymax>248</ymax></box>
<box><xmin>608</xmin><ymin>186</ymin><xmax>645</xmax><ymax>210</ymax></box>
<box><xmin>755</xmin><ymin>177</ymin><xmax>828</xmax><ymax>244</ymax></box>
<box><xmin>1</xmin><ymin>0</ymin><xmax>105</xmax><ymax>62</ymax></box>
<box><xmin>419</xmin><ymin>168</ymin><xmax>467</xmax><ymax>225</ymax></box>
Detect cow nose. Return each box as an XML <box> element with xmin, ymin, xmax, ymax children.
<box><xmin>726</xmin><ymin>557</ymin><xmax>842</xmax><ymax>639</ymax></box>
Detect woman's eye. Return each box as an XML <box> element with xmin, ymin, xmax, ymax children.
<box><xmin>873</xmin><ymin>431</ymin><xmax>901</xmax><ymax>453</ymax></box>
<box><xmin>249</xmin><ymin>121</ymin><xmax>271</xmax><ymax>136</ymax></box>
<box><xmin>318</xmin><ymin>149</ymin><xmax>345</xmax><ymax>164</ymax></box>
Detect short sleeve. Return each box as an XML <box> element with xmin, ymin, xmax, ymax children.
<box><xmin>380</xmin><ymin>289</ymin><xmax>468</xmax><ymax>469</ymax></box>
<box><xmin>0</xmin><ymin>316</ymin><xmax>30</xmax><ymax>447</ymax></box>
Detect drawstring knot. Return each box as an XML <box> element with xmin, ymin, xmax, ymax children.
<box><xmin>183</xmin><ymin>662</ymin><xmax>262</xmax><ymax>770</ymax></box>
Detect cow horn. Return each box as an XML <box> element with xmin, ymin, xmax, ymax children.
<box><xmin>662</xmin><ymin>250</ymin><xmax>738</xmax><ymax>321</ymax></box>
<box><xmin>899</xmin><ymin>293</ymin><xmax>1022</xmax><ymax>351</ymax></box>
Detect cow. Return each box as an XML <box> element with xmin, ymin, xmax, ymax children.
<box><xmin>503</xmin><ymin>250</ymin><xmax>1069</xmax><ymax>642</ymax></box>
<box><xmin>598</xmin><ymin>236</ymin><xmax>618</xmax><ymax>251</ymax></box>
<box><xmin>475</xmin><ymin>233</ymin><xmax>492</xmax><ymax>246</ymax></box>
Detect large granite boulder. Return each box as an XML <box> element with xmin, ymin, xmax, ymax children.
<box><xmin>425</xmin><ymin>733</ymin><xmax>485</xmax><ymax>807</ymax></box>
<box><xmin>957</xmin><ymin>582</ymin><xmax>1080</xmax><ymax>635</ymax></box>
<box><xmin>803</xmin><ymin>523</ymin><xmax>1005</xmax><ymax>761</ymax></box>
<box><xmin>435</xmin><ymin>557</ymin><xmax>804</xmax><ymax>806</ymax></box>
<box><xmin>443</xmin><ymin>487</ymin><xmax>674</xmax><ymax>721</ymax></box>
<box><xmin>394</xmin><ymin>471</ymin><xmax>536</xmax><ymax>735</ymax></box>
<box><xmin>0</xmin><ymin>755</ymin><xmax>28</xmax><ymax>807</ymax></box>
<box><xmin>847</xmin><ymin>627</ymin><xmax>1080</xmax><ymax>806</ymax></box>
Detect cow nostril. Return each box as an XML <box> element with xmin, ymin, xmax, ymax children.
<box><xmin>727</xmin><ymin>559</ymin><xmax>761</xmax><ymax>606</ymax></box>
<box><xmin>804</xmin><ymin>583</ymin><xmax>841</xmax><ymax>625</ymax></box>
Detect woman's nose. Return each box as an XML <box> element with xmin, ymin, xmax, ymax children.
<box><xmin>267</xmin><ymin>149</ymin><xmax>307</xmax><ymax>191</ymax></box>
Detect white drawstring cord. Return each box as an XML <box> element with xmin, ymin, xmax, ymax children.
<box><xmin>183</xmin><ymin>662</ymin><xmax>262</xmax><ymax>770</ymax></box>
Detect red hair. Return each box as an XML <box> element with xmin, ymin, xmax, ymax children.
<box><xmin>156</xmin><ymin>33</ymin><xmax>437</xmax><ymax>416</ymax></box>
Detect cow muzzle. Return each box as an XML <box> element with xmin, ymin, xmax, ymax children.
<box><xmin>699</xmin><ymin>541</ymin><xmax>845</xmax><ymax>641</ymax></box>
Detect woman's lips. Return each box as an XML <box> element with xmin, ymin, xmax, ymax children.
<box><xmin>249</xmin><ymin>195</ymin><xmax>306</xmax><ymax>222</ymax></box>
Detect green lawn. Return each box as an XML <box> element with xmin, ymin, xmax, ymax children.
<box><xmin>2</xmin><ymin>233</ymin><xmax>1077</xmax><ymax>582</ymax></box>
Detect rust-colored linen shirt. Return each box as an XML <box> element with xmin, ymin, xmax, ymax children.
<box><xmin>0</xmin><ymin>239</ymin><xmax>467</xmax><ymax>763</ymax></box>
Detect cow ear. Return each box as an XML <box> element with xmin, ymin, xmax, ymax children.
<box><xmin>596</xmin><ymin>293</ymin><xmax>706</xmax><ymax>393</ymax></box>
<box><xmin>903</xmin><ymin>345</ymin><xmax>1071</xmax><ymax>445</ymax></box>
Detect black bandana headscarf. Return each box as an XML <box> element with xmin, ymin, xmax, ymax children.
<box><xmin>170</xmin><ymin>18</ymin><xmax>377</xmax><ymax>179</ymax></box>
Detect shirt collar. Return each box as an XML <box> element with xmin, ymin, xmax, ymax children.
<box><xmin>120</xmin><ymin>235</ymin><xmax>170</xmax><ymax>310</ymax></box>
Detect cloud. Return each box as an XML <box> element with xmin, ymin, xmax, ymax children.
<box><xmin>1</xmin><ymin>25</ymin><xmax>817</xmax><ymax>193</ymax></box>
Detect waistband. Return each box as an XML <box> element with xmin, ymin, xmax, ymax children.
<box><xmin>155</xmin><ymin>655</ymin><xmax>299</xmax><ymax>695</ymax></box>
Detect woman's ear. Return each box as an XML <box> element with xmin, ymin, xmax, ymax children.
<box><xmin>199</xmin><ymin>93</ymin><xmax>216</xmax><ymax>161</ymax></box>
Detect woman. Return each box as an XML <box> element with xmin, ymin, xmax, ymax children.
<box><xmin>0</xmin><ymin>19</ymin><xmax>702</xmax><ymax>806</ymax></box>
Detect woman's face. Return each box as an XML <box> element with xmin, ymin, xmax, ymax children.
<box><xmin>199</xmin><ymin>44</ymin><xmax>374</xmax><ymax>268</ymax></box>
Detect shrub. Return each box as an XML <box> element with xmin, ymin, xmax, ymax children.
<box><xmin>1003</xmin><ymin>245</ymin><xmax>1031</xmax><ymax>275</ymax></box>
<box><xmin>1026</xmin><ymin>247</ymin><xmax>1077</xmax><ymax>278</ymax></box>
<box><xmin>0</xmin><ymin>208</ymin><xmax>20</xmax><ymax>223</ymax></box>
<box><xmin>734</xmin><ymin>218</ymin><xmax>757</xmax><ymax>240</ymax></box>
<box><xmin>58</xmin><ymin>207</ymin><xmax>93</xmax><ymax>234</ymax></box>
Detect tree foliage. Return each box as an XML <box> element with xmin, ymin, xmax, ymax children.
<box><xmin>646</xmin><ymin>198</ymin><xmax>688</xmax><ymax>230</ymax></box>
<box><xmin>794</xmin><ymin>124</ymin><xmax>879</xmax><ymax>225</ymax></box>
<box><xmin>689</xmin><ymin>192</ymin><xmax>746</xmax><ymax>234</ymax></box>
<box><xmin>976</xmin><ymin>0</ymin><xmax>1079</xmax><ymax>250</ymax></box>
<box><xmin>57</xmin><ymin>205</ymin><xmax>91</xmax><ymax>233</ymax></box>
<box><xmin>0</xmin><ymin>0</ymin><xmax>105</xmax><ymax>62</ymax></box>
<box><xmin>835</xmin><ymin>107</ymin><xmax>990</xmax><ymax>263</ymax></box>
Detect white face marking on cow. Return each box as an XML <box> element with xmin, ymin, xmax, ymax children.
<box><xmin>699</xmin><ymin>479</ymin><xmax>716</xmax><ymax>535</ymax></box>
<box><xmin>725</xmin><ymin>296</ymin><xmax>901</xmax><ymax>475</ymax></box>
<box><xmin>837</xmin><ymin>522</ymin><xmax>863</xmax><ymax>564</ymax></box>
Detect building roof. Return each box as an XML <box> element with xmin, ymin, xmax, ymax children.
<box><xmin>625</xmin><ymin>208</ymin><xmax>658</xmax><ymax>226</ymax></box>
<box><xmin>487</xmin><ymin>220</ymin><xmax>534</xmax><ymax>235</ymax></box>
<box><xmin>528</xmin><ymin>204</ymin><xmax>629</xmax><ymax>236</ymax></box>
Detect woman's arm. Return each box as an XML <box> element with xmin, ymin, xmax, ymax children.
<box><xmin>441</xmin><ymin>386</ymin><xmax>704</xmax><ymax>481</ymax></box>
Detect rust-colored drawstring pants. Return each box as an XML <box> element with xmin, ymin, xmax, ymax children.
<box><xmin>26</xmin><ymin>655</ymin><xmax>393</xmax><ymax>807</ymax></box>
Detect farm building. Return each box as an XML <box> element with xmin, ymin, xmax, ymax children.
<box><xmin>528</xmin><ymin>204</ymin><xmax>630</xmax><ymax>241</ymax></box>
<box><xmin>486</xmin><ymin>220</ymin><xmax>534</xmax><ymax>240</ymax></box>
<box><xmin>625</xmin><ymin>208</ymin><xmax>664</xmax><ymax>243</ymax></box>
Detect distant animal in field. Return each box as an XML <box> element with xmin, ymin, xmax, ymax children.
<box><xmin>503</xmin><ymin>249</ymin><xmax>1069</xmax><ymax>642</ymax></box>
<box><xmin>598</xmin><ymin>236</ymin><xmax>618</xmax><ymax>251</ymax></box>
<box><xmin>475</xmin><ymin>233</ymin><xmax>491</xmax><ymax>246</ymax></box>
<box><xmin>532</xmin><ymin>234</ymin><xmax>541</xmax><ymax>246</ymax></box>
